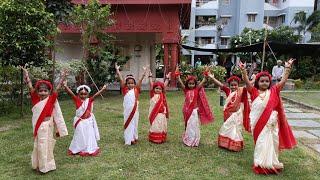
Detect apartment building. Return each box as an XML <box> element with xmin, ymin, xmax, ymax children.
<box><xmin>182</xmin><ymin>0</ymin><xmax>314</xmax><ymax>66</ymax></box>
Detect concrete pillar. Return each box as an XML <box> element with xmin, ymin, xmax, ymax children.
<box><xmin>163</xmin><ymin>43</ymin><xmax>169</xmax><ymax>75</ymax></box>
<box><xmin>170</xmin><ymin>43</ymin><xmax>178</xmax><ymax>87</ymax></box>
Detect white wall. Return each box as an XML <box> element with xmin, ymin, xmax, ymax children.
<box><xmin>55</xmin><ymin>33</ymin><xmax>83</xmax><ymax>62</ymax></box>
<box><xmin>55</xmin><ymin>32</ymin><xmax>157</xmax><ymax>85</ymax></box>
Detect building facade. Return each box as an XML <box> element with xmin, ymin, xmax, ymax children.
<box><xmin>57</xmin><ymin>0</ymin><xmax>191</xmax><ymax>87</ymax></box>
<box><xmin>182</xmin><ymin>0</ymin><xmax>314</xmax><ymax>66</ymax></box>
<box><xmin>315</xmin><ymin>0</ymin><xmax>320</xmax><ymax>11</ymax></box>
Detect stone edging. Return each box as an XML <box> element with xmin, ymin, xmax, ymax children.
<box><xmin>282</xmin><ymin>96</ymin><xmax>320</xmax><ymax>112</ymax></box>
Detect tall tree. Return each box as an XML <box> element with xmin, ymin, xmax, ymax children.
<box><xmin>70</xmin><ymin>0</ymin><xmax>114</xmax><ymax>54</ymax></box>
<box><xmin>69</xmin><ymin>0</ymin><xmax>129</xmax><ymax>86</ymax></box>
<box><xmin>0</xmin><ymin>0</ymin><xmax>57</xmax><ymax>115</ymax></box>
<box><xmin>292</xmin><ymin>10</ymin><xmax>320</xmax><ymax>42</ymax></box>
<box><xmin>311</xmin><ymin>23</ymin><xmax>320</xmax><ymax>42</ymax></box>
<box><xmin>44</xmin><ymin>0</ymin><xmax>74</xmax><ymax>80</ymax></box>
<box><xmin>0</xmin><ymin>0</ymin><xmax>57</xmax><ymax>66</ymax></box>
<box><xmin>45</xmin><ymin>0</ymin><xmax>74</xmax><ymax>24</ymax></box>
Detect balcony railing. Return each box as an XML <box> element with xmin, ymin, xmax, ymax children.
<box><xmin>196</xmin><ymin>0</ymin><xmax>216</xmax><ymax>7</ymax></box>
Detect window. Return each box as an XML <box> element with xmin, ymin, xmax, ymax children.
<box><xmin>196</xmin><ymin>0</ymin><xmax>217</xmax><ymax>7</ymax></box>
<box><xmin>222</xmin><ymin>0</ymin><xmax>230</xmax><ymax>5</ymax></box>
<box><xmin>221</xmin><ymin>38</ymin><xmax>229</xmax><ymax>46</ymax></box>
<box><xmin>196</xmin><ymin>37</ymin><xmax>215</xmax><ymax>46</ymax></box>
<box><xmin>195</xmin><ymin>16</ymin><xmax>216</xmax><ymax>28</ymax></box>
<box><xmin>247</xmin><ymin>14</ymin><xmax>256</xmax><ymax>22</ymax></box>
<box><xmin>264</xmin><ymin>16</ymin><xmax>277</xmax><ymax>27</ymax></box>
<box><xmin>279</xmin><ymin>15</ymin><xmax>285</xmax><ymax>24</ymax></box>
<box><xmin>221</xmin><ymin>17</ymin><xmax>230</xmax><ymax>25</ymax></box>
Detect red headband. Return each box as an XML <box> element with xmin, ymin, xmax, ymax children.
<box><xmin>227</xmin><ymin>76</ymin><xmax>241</xmax><ymax>84</ymax></box>
<box><xmin>35</xmin><ymin>80</ymin><xmax>53</xmax><ymax>91</ymax></box>
<box><xmin>152</xmin><ymin>81</ymin><xmax>165</xmax><ymax>90</ymax></box>
<box><xmin>255</xmin><ymin>71</ymin><xmax>272</xmax><ymax>81</ymax></box>
<box><xmin>186</xmin><ymin>75</ymin><xmax>197</xmax><ymax>82</ymax></box>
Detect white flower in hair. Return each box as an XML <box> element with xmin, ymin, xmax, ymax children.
<box><xmin>76</xmin><ymin>85</ymin><xmax>91</xmax><ymax>94</ymax></box>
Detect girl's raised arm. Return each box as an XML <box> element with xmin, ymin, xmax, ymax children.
<box><xmin>115</xmin><ymin>63</ymin><xmax>125</xmax><ymax>88</ymax></box>
<box><xmin>208</xmin><ymin>72</ymin><xmax>224</xmax><ymax>88</ymax></box>
<box><xmin>239</xmin><ymin>61</ymin><xmax>253</xmax><ymax>89</ymax></box>
<box><xmin>137</xmin><ymin>66</ymin><xmax>147</xmax><ymax>89</ymax></box>
<box><xmin>20</xmin><ymin>66</ymin><xmax>34</xmax><ymax>92</ymax></box>
<box><xmin>198</xmin><ymin>66</ymin><xmax>209</xmax><ymax>87</ymax></box>
<box><xmin>148</xmin><ymin>69</ymin><xmax>153</xmax><ymax>88</ymax></box>
<box><xmin>198</xmin><ymin>77</ymin><xmax>207</xmax><ymax>88</ymax></box>
<box><xmin>92</xmin><ymin>85</ymin><xmax>107</xmax><ymax>99</ymax></box>
<box><xmin>277</xmin><ymin>58</ymin><xmax>294</xmax><ymax>90</ymax></box>
<box><xmin>175</xmin><ymin>66</ymin><xmax>185</xmax><ymax>89</ymax></box>
<box><xmin>164</xmin><ymin>72</ymin><xmax>171</xmax><ymax>88</ymax></box>
<box><xmin>63</xmin><ymin>81</ymin><xmax>76</xmax><ymax>97</ymax></box>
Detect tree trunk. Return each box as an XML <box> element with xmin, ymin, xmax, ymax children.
<box><xmin>52</xmin><ymin>44</ymin><xmax>56</xmax><ymax>82</ymax></box>
<box><xmin>20</xmin><ymin>69</ymin><xmax>23</xmax><ymax>117</ymax></box>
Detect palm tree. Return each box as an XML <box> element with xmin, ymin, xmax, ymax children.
<box><xmin>292</xmin><ymin>10</ymin><xmax>320</xmax><ymax>42</ymax></box>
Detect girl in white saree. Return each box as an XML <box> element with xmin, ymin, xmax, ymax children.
<box><xmin>240</xmin><ymin>59</ymin><xmax>297</xmax><ymax>174</ymax></box>
<box><xmin>208</xmin><ymin>74</ymin><xmax>251</xmax><ymax>152</ymax></box>
<box><xmin>115</xmin><ymin>63</ymin><xmax>147</xmax><ymax>145</ymax></box>
<box><xmin>64</xmin><ymin>83</ymin><xmax>107</xmax><ymax>156</ymax></box>
<box><xmin>176</xmin><ymin>66</ymin><xmax>214</xmax><ymax>147</ymax></box>
<box><xmin>21</xmin><ymin>66</ymin><xmax>68</xmax><ymax>173</ymax></box>
<box><xmin>147</xmin><ymin>71</ymin><xmax>171</xmax><ymax>143</ymax></box>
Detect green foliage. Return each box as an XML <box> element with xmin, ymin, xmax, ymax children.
<box><xmin>179</xmin><ymin>64</ymin><xmax>226</xmax><ymax>87</ymax></box>
<box><xmin>304</xmin><ymin>79</ymin><xmax>320</xmax><ymax>89</ymax></box>
<box><xmin>27</xmin><ymin>61</ymin><xmax>53</xmax><ymax>80</ymax></box>
<box><xmin>86</xmin><ymin>46</ymin><xmax>130</xmax><ymax>86</ymax></box>
<box><xmin>69</xmin><ymin>0</ymin><xmax>128</xmax><ymax>86</ymax></box>
<box><xmin>45</xmin><ymin>0</ymin><xmax>74</xmax><ymax>23</ymax></box>
<box><xmin>0</xmin><ymin>0</ymin><xmax>57</xmax><ymax>66</ymax></box>
<box><xmin>70</xmin><ymin>0</ymin><xmax>114</xmax><ymax>52</ymax></box>
<box><xmin>231</xmin><ymin>26</ymin><xmax>299</xmax><ymax>49</ymax></box>
<box><xmin>293</xmin><ymin>10</ymin><xmax>320</xmax><ymax>42</ymax></box>
<box><xmin>55</xmin><ymin>60</ymin><xmax>86</xmax><ymax>76</ymax></box>
<box><xmin>0</xmin><ymin>66</ymin><xmax>28</xmax><ymax>114</ymax></box>
<box><xmin>231</xmin><ymin>66</ymin><xmax>241</xmax><ymax>77</ymax></box>
<box><xmin>293</xmin><ymin>79</ymin><xmax>303</xmax><ymax>89</ymax></box>
<box><xmin>155</xmin><ymin>44</ymin><xmax>164</xmax><ymax>63</ymax></box>
<box><xmin>211</xmin><ymin>66</ymin><xmax>227</xmax><ymax>82</ymax></box>
<box><xmin>230</xmin><ymin>26</ymin><xmax>299</xmax><ymax>67</ymax></box>
<box><xmin>290</xmin><ymin>56</ymin><xmax>320</xmax><ymax>80</ymax></box>
<box><xmin>26</xmin><ymin>60</ymin><xmax>86</xmax><ymax>81</ymax></box>
<box><xmin>311</xmin><ymin>23</ymin><xmax>320</xmax><ymax>42</ymax></box>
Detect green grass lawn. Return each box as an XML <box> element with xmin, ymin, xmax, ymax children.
<box><xmin>282</xmin><ymin>91</ymin><xmax>320</xmax><ymax>108</ymax></box>
<box><xmin>0</xmin><ymin>91</ymin><xmax>320</xmax><ymax>179</ymax></box>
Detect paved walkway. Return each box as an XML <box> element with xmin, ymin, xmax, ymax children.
<box><xmin>285</xmin><ymin>102</ymin><xmax>320</xmax><ymax>154</ymax></box>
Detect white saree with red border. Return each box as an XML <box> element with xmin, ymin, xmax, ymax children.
<box><xmin>249</xmin><ymin>85</ymin><xmax>296</xmax><ymax>174</ymax></box>
<box><xmin>69</xmin><ymin>97</ymin><xmax>100</xmax><ymax>156</ymax></box>
<box><xmin>148</xmin><ymin>94</ymin><xmax>168</xmax><ymax>143</ymax></box>
<box><xmin>218</xmin><ymin>88</ymin><xmax>244</xmax><ymax>151</ymax></box>
<box><xmin>31</xmin><ymin>93</ymin><xmax>67</xmax><ymax>173</ymax></box>
<box><xmin>123</xmin><ymin>87</ymin><xmax>139</xmax><ymax>145</ymax></box>
<box><xmin>182</xmin><ymin>87</ymin><xmax>214</xmax><ymax>147</ymax></box>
